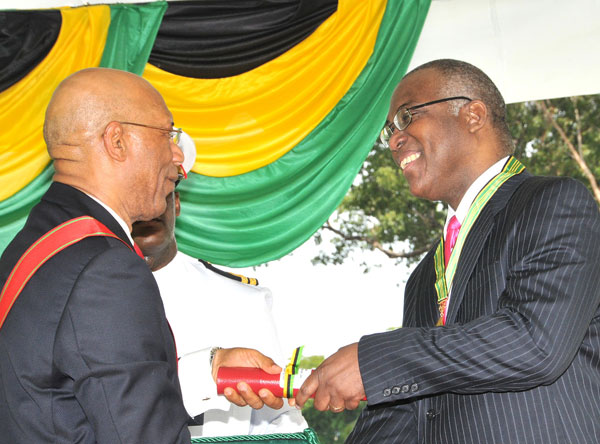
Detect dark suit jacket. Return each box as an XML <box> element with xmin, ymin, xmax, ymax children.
<box><xmin>0</xmin><ymin>183</ymin><xmax>191</xmax><ymax>443</ymax></box>
<box><xmin>348</xmin><ymin>172</ymin><xmax>600</xmax><ymax>443</ymax></box>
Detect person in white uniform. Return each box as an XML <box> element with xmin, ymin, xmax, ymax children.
<box><xmin>132</xmin><ymin>134</ymin><xmax>307</xmax><ymax>437</ymax></box>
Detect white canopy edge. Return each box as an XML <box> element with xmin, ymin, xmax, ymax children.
<box><xmin>5</xmin><ymin>0</ymin><xmax>600</xmax><ymax>104</ymax></box>
<box><xmin>408</xmin><ymin>0</ymin><xmax>600</xmax><ymax>103</ymax></box>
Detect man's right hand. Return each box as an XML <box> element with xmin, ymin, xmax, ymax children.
<box><xmin>212</xmin><ymin>347</ymin><xmax>284</xmax><ymax>410</ymax></box>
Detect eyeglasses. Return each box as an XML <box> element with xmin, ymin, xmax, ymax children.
<box><xmin>117</xmin><ymin>121</ymin><xmax>183</xmax><ymax>145</ymax></box>
<box><xmin>379</xmin><ymin>96</ymin><xmax>472</xmax><ymax>148</ymax></box>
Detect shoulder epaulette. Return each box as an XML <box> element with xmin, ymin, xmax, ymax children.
<box><xmin>197</xmin><ymin>258</ymin><xmax>259</xmax><ymax>286</ymax></box>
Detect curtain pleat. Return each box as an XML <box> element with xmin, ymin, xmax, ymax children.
<box><xmin>0</xmin><ymin>10</ymin><xmax>62</xmax><ymax>92</ymax></box>
<box><xmin>0</xmin><ymin>0</ymin><xmax>432</xmax><ymax>268</ymax></box>
<box><xmin>100</xmin><ymin>1</ymin><xmax>167</xmax><ymax>75</ymax></box>
<box><xmin>0</xmin><ymin>6</ymin><xmax>111</xmax><ymax>201</ymax></box>
<box><xmin>0</xmin><ymin>164</ymin><xmax>54</xmax><ymax>252</ymax></box>
<box><xmin>148</xmin><ymin>0</ymin><xmax>337</xmax><ymax>78</ymax></box>
<box><xmin>175</xmin><ymin>0</ymin><xmax>431</xmax><ymax>266</ymax></box>
<box><xmin>143</xmin><ymin>0</ymin><xmax>385</xmax><ymax>177</ymax></box>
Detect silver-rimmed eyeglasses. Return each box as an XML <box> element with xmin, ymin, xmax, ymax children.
<box><xmin>117</xmin><ymin>121</ymin><xmax>183</xmax><ymax>145</ymax></box>
<box><xmin>379</xmin><ymin>96</ymin><xmax>472</xmax><ymax>148</ymax></box>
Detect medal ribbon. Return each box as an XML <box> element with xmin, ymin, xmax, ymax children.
<box><xmin>434</xmin><ymin>157</ymin><xmax>525</xmax><ymax>326</ymax></box>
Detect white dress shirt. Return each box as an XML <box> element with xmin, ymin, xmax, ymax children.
<box><xmin>152</xmin><ymin>251</ymin><xmax>307</xmax><ymax>437</ymax></box>
<box><xmin>443</xmin><ymin>156</ymin><xmax>509</xmax><ymax>308</ymax></box>
<box><xmin>85</xmin><ymin>193</ymin><xmax>134</xmax><ymax>245</ymax></box>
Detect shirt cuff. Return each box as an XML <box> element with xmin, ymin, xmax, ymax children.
<box><xmin>178</xmin><ymin>347</ymin><xmax>231</xmax><ymax>417</ymax></box>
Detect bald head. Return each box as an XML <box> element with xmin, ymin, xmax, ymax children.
<box><xmin>44</xmin><ymin>68</ymin><xmax>168</xmax><ymax>155</ymax></box>
<box><xmin>43</xmin><ymin>68</ymin><xmax>183</xmax><ymax>229</ymax></box>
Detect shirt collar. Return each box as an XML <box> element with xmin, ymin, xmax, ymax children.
<box><xmin>85</xmin><ymin>193</ymin><xmax>134</xmax><ymax>245</ymax></box>
<box><xmin>444</xmin><ymin>156</ymin><xmax>509</xmax><ymax>239</ymax></box>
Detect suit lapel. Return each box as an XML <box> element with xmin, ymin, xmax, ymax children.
<box><xmin>405</xmin><ymin>248</ymin><xmax>440</xmax><ymax>327</ymax></box>
<box><xmin>445</xmin><ymin>171</ymin><xmax>531</xmax><ymax>324</ymax></box>
<box><xmin>42</xmin><ymin>182</ymin><xmax>133</xmax><ymax>249</ymax></box>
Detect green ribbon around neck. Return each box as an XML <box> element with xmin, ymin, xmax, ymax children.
<box><xmin>434</xmin><ymin>157</ymin><xmax>525</xmax><ymax>325</ymax></box>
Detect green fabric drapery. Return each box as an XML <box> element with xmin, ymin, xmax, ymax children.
<box><xmin>100</xmin><ymin>1</ymin><xmax>167</xmax><ymax>75</ymax></box>
<box><xmin>0</xmin><ymin>0</ymin><xmax>431</xmax><ymax>266</ymax></box>
<box><xmin>142</xmin><ymin>0</ymin><xmax>386</xmax><ymax>178</ymax></box>
<box><xmin>0</xmin><ymin>164</ymin><xmax>55</xmax><ymax>250</ymax></box>
<box><xmin>175</xmin><ymin>0</ymin><xmax>430</xmax><ymax>266</ymax></box>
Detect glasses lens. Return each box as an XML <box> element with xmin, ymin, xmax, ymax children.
<box><xmin>172</xmin><ymin>128</ymin><xmax>182</xmax><ymax>145</ymax></box>
<box><xmin>394</xmin><ymin>109</ymin><xmax>411</xmax><ymax>131</ymax></box>
<box><xmin>380</xmin><ymin>126</ymin><xmax>392</xmax><ymax>147</ymax></box>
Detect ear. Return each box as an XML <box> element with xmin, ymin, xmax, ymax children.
<box><xmin>463</xmin><ymin>100</ymin><xmax>488</xmax><ymax>134</ymax></box>
<box><xmin>174</xmin><ymin>191</ymin><xmax>181</xmax><ymax>217</ymax></box>
<box><xmin>102</xmin><ymin>121</ymin><xmax>128</xmax><ymax>161</ymax></box>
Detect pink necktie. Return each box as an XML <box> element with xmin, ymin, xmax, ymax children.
<box><xmin>444</xmin><ymin>216</ymin><xmax>461</xmax><ymax>268</ymax></box>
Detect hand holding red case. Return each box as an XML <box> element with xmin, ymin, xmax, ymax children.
<box><xmin>216</xmin><ymin>367</ymin><xmax>309</xmax><ymax>398</ymax></box>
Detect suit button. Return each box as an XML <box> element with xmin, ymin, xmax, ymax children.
<box><xmin>391</xmin><ymin>386</ymin><xmax>401</xmax><ymax>395</ymax></box>
<box><xmin>383</xmin><ymin>388</ymin><xmax>391</xmax><ymax>397</ymax></box>
<box><xmin>410</xmin><ymin>383</ymin><xmax>419</xmax><ymax>392</ymax></box>
<box><xmin>426</xmin><ymin>409</ymin><xmax>437</xmax><ymax>420</ymax></box>
<box><xmin>401</xmin><ymin>384</ymin><xmax>409</xmax><ymax>393</ymax></box>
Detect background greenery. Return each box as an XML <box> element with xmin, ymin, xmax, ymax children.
<box><xmin>298</xmin><ymin>356</ymin><xmax>365</xmax><ymax>443</ymax></box>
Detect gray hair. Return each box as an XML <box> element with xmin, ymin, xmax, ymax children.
<box><xmin>408</xmin><ymin>59</ymin><xmax>514</xmax><ymax>154</ymax></box>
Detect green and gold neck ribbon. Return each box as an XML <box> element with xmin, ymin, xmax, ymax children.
<box><xmin>434</xmin><ymin>156</ymin><xmax>525</xmax><ymax>326</ymax></box>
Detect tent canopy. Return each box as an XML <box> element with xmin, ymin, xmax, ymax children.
<box><xmin>12</xmin><ymin>0</ymin><xmax>600</xmax><ymax>103</ymax></box>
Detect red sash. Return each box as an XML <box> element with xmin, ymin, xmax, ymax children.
<box><xmin>0</xmin><ymin>216</ymin><xmax>132</xmax><ymax>329</ymax></box>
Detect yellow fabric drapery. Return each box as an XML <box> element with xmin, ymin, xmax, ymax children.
<box><xmin>143</xmin><ymin>0</ymin><xmax>386</xmax><ymax>177</ymax></box>
<box><xmin>0</xmin><ymin>6</ymin><xmax>111</xmax><ymax>201</ymax></box>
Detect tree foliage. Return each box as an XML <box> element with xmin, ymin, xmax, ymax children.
<box><xmin>313</xmin><ymin>94</ymin><xmax>600</xmax><ymax>267</ymax></box>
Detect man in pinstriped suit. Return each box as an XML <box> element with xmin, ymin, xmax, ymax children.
<box><xmin>295</xmin><ymin>59</ymin><xmax>600</xmax><ymax>443</ymax></box>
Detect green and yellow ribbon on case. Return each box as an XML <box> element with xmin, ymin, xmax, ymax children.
<box><xmin>283</xmin><ymin>346</ymin><xmax>304</xmax><ymax>398</ymax></box>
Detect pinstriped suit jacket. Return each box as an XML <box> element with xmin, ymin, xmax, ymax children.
<box><xmin>347</xmin><ymin>171</ymin><xmax>600</xmax><ymax>444</ymax></box>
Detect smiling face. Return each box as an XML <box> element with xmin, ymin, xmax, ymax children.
<box><xmin>386</xmin><ymin>68</ymin><xmax>477</xmax><ymax>208</ymax></box>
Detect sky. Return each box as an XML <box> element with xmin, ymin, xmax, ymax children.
<box><xmin>233</xmin><ymin>229</ymin><xmax>416</xmax><ymax>361</ymax></box>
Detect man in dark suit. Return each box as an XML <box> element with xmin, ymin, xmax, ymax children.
<box><xmin>295</xmin><ymin>59</ymin><xmax>600</xmax><ymax>443</ymax></box>
<box><xmin>0</xmin><ymin>68</ymin><xmax>283</xmax><ymax>443</ymax></box>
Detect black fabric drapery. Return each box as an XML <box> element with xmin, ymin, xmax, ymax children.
<box><xmin>148</xmin><ymin>0</ymin><xmax>337</xmax><ymax>78</ymax></box>
<box><xmin>0</xmin><ymin>10</ymin><xmax>62</xmax><ymax>92</ymax></box>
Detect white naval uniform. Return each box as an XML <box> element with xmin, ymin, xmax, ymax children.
<box><xmin>152</xmin><ymin>251</ymin><xmax>307</xmax><ymax>437</ymax></box>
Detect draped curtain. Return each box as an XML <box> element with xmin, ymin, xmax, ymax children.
<box><xmin>0</xmin><ymin>0</ymin><xmax>431</xmax><ymax>266</ymax></box>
